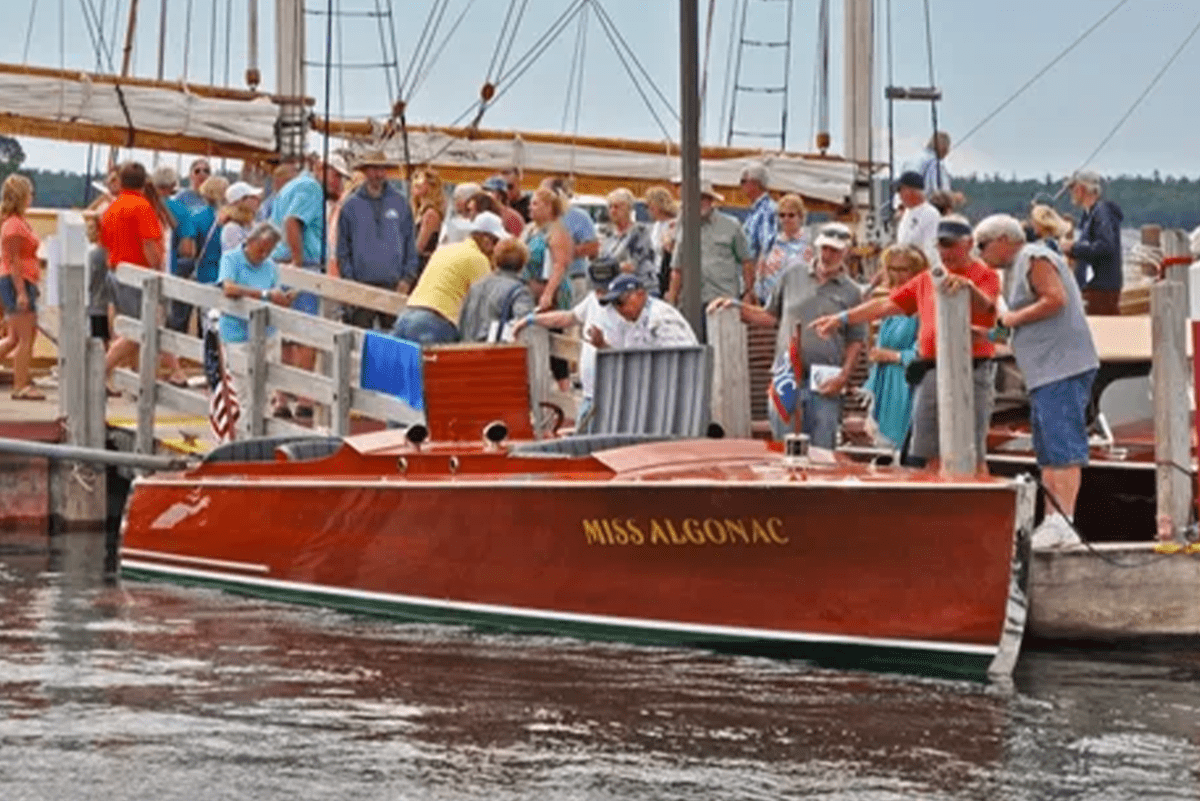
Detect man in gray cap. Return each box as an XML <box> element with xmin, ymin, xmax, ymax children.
<box><xmin>740</xmin><ymin>162</ymin><xmax>778</xmax><ymax>263</ymax></box>
<box><xmin>1061</xmin><ymin>170</ymin><xmax>1124</xmax><ymax>315</ymax></box>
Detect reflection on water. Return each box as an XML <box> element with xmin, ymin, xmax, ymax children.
<box><xmin>2</xmin><ymin>529</ymin><xmax>1199</xmax><ymax>800</ymax></box>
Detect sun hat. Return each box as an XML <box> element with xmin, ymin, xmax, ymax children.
<box><xmin>354</xmin><ymin>149</ymin><xmax>397</xmax><ymax>169</ymax></box>
<box><xmin>225</xmin><ymin>181</ymin><xmax>263</xmax><ymax>205</ymax></box>
<box><xmin>698</xmin><ymin>179</ymin><xmax>725</xmax><ymax>202</ymax></box>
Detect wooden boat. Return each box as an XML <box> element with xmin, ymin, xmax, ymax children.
<box><xmin>120</xmin><ymin>419</ymin><xmax>1035</xmax><ymax>680</ymax></box>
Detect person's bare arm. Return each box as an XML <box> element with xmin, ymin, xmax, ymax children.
<box><xmin>1001</xmin><ymin>257</ymin><xmax>1066</xmax><ymax>329</ymax></box>
<box><xmin>142</xmin><ymin>238</ymin><xmax>164</xmax><ymax>270</ymax></box>
<box><xmin>285</xmin><ymin>217</ymin><xmax>305</xmax><ymax>265</ymax></box>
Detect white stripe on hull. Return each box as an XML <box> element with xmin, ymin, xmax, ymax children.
<box><xmin>121</xmin><ymin>558</ymin><xmax>1000</xmax><ymax>657</ymax></box>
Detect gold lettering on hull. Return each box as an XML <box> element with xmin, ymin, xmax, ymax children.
<box><xmin>581</xmin><ymin>517</ymin><xmax>787</xmax><ymax>546</ymax></box>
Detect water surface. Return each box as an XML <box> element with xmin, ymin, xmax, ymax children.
<box><xmin>2</xmin><ymin>529</ymin><xmax>1198</xmax><ymax>800</ymax></box>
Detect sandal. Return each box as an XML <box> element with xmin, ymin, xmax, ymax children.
<box><xmin>11</xmin><ymin>385</ymin><xmax>46</xmax><ymax>401</ymax></box>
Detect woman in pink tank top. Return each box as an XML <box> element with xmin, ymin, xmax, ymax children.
<box><xmin>0</xmin><ymin>174</ymin><xmax>44</xmax><ymax>400</ymax></box>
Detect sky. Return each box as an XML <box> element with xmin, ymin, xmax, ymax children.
<box><xmin>4</xmin><ymin>0</ymin><xmax>1200</xmax><ymax>182</ymax></box>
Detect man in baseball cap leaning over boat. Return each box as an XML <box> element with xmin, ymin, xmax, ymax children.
<box><xmin>974</xmin><ymin>213</ymin><xmax>1098</xmax><ymax>549</ymax></box>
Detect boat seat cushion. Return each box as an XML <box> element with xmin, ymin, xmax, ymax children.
<box><xmin>509</xmin><ymin>433</ymin><xmax>678</xmax><ymax>458</ymax></box>
<box><xmin>276</xmin><ymin>437</ymin><xmax>343</xmax><ymax>462</ymax></box>
<box><xmin>204</xmin><ymin>435</ymin><xmax>336</xmax><ymax>464</ymax></box>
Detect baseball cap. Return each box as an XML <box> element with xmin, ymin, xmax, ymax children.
<box><xmin>482</xmin><ymin>175</ymin><xmax>510</xmax><ymax>193</ymax></box>
<box><xmin>598</xmin><ymin>274</ymin><xmax>644</xmax><ymax>304</ymax></box>
<box><xmin>897</xmin><ymin>171</ymin><xmax>925</xmax><ymax>190</ymax></box>
<box><xmin>470</xmin><ymin>211</ymin><xmax>506</xmax><ymax>239</ymax></box>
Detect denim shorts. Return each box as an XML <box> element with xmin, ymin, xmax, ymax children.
<box><xmin>0</xmin><ymin>276</ymin><xmax>38</xmax><ymax>314</ymax></box>
<box><xmin>1029</xmin><ymin>368</ymin><xmax>1096</xmax><ymax>467</ymax></box>
<box><xmin>391</xmin><ymin>306</ymin><xmax>459</xmax><ymax>345</ymax></box>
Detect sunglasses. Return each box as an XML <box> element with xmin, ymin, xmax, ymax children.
<box><xmin>193</xmin><ymin>167</ymin><xmax>211</xmax><ymax>175</ymax></box>
<box><xmin>778</xmin><ymin>212</ymin><xmax>799</xmax><ymax>219</ymax></box>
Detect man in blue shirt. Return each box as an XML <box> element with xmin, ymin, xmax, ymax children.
<box><xmin>336</xmin><ymin>150</ymin><xmax>418</xmax><ymax>330</ymax></box>
<box><xmin>740</xmin><ymin>162</ymin><xmax>778</xmax><ymax>264</ymax></box>
<box><xmin>152</xmin><ymin>165</ymin><xmax>197</xmax><ymax>386</ymax></box>
<box><xmin>173</xmin><ymin>158</ymin><xmax>211</xmax><ymax>211</ymax></box>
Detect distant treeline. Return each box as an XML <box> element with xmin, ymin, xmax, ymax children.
<box><xmin>19</xmin><ymin>166</ymin><xmax>1200</xmax><ymax>231</ymax></box>
<box><xmin>957</xmin><ymin>173</ymin><xmax>1200</xmax><ymax>230</ymax></box>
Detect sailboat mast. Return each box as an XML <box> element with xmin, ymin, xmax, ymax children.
<box><xmin>108</xmin><ymin>0</ymin><xmax>141</xmax><ymax>168</ymax></box>
<box><xmin>842</xmin><ymin>0</ymin><xmax>875</xmax><ymax>235</ymax></box>
<box><xmin>678</xmin><ymin>0</ymin><xmax>702</xmax><ymax>333</ymax></box>
<box><xmin>276</xmin><ymin>0</ymin><xmax>307</xmax><ymax>159</ymax></box>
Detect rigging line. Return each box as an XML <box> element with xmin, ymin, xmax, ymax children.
<box><xmin>725</xmin><ymin>0</ymin><xmax>750</xmax><ymax>144</ymax></box>
<box><xmin>955</xmin><ymin>0</ymin><xmax>1129</xmax><ymax>152</ymax></box>
<box><xmin>209</xmin><ymin>0</ymin><xmax>217</xmax><ymax>85</ymax></box>
<box><xmin>700</xmin><ymin>0</ymin><xmax>717</xmax><ymax>139</ymax></box>
<box><xmin>371</xmin><ymin>0</ymin><xmax>395</xmax><ymax>103</ymax></box>
<box><xmin>408</xmin><ymin>0</ymin><xmax>477</xmax><ymax>102</ymax></box>
<box><xmin>383</xmin><ymin>0</ymin><xmax>404</xmax><ymax>105</ymax></box>
<box><xmin>486</xmin><ymin>0</ymin><xmax>520</xmax><ymax>83</ymax></box>
<box><xmin>591</xmin><ymin>0</ymin><xmax>671</xmax><ymax>140</ymax></box>
<box><xmin>492</xmin><ymin>0</ymin><xmax>588</xmax><ymax>88</ymax></box>
<box><xmin>399</xmin><ymin>0</ymin><xmax>449</xmax><ymax>100</ymax></box>
<box><xmin>430</xmin><ymin>0</ymin><xmax>587</xmax><ymax>163</ymax></box>
<box><xmin>1076</xmin><ymin>11</ymin><xmax>1200</xmax><ymax>172</ymax></box>
<box><xmin>182</xmin><ymin>0</ymin><xmax>194</xmax><ymax>82</ymax></box>
<box><xmin>79</xmin><ymin>0</ymin><xmax>119</xmax><ymax>73</ymax></box>
<box><xmin>22</xmin><ymin>0</ymin><xmax>40</xmax><ymax>64</ymax></box>
<box><xmin>223</xmin><ymin>0</ymin><xmax>231</xmax><ymax>85</ymax></box>
<box><xmin>717</xmin><ymin>0</ymin><xmax>738</xmax><ymax>148</ymax></box>
<box><xmin>76</xmin><ymin>0</ymin><xmax>113</xmax><ymax>75</ymax></box>
<box><xmin>494</xmin><ymin>0</ymin><xmax>528</xmax><ymax>80</ymax></box>
<box><xmin>921</xmin><ymin>0</ymin><xmax>942</xmax><ymax>191</ymax></box>
<box><xmin>560</xmin><ymin>4</ymin><xmax>586</xmax><ymax>131</ymax></box>
<box><xmin>590</xmin><ymin>1</ymin><xmax>678</xmax><ymax>122</ymax></box>
<box><xmin>336</xmin><ymin>0</ymin><xmax>346</xmax><ymax>119</ymax></box>
<box><xmin>569</xmin><ymin>2</ymin><xmax>590</xmax><ymax>175</ymax></box>
<box><xmin>321</xmin><ymin>0</ymin><xmax>334</xmax><ymax>267</ymax></box>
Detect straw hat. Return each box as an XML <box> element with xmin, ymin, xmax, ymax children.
<box><xmin>1030</xmin><ymin>204</ymin><xmax>1071</xmax><ymax>238</ymax></box>
<box><xmin>353</xmin><ymin>149</ymin><xmax>396</xmax><ymax>170</ymax></box>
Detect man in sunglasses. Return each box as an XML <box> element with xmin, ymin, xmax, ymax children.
<box><xmin>173</xmin><ymin>158</ymin><xmax>212</xmax><ymax>211</ymax></box>
<box><xmin>811</xmin><ymin>217</ymin><xmax>1000</xmax><ymax>471</ymax></box>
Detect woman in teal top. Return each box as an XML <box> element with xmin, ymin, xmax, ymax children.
<box><xmin>863</xmin><ymin>245</ymin><xmax>927</xmax><ymax>449</ymax></box>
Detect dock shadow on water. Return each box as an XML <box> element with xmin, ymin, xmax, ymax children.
<box><xmin>2</xmin><ymin>529</ymin><xmax>1199</xmax><ymax>801</ymax></box>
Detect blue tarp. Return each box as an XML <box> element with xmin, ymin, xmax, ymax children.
<box><xmin>360</xmin><ymin>331</ymin><xmax>424</xmax><ymax>411</ymax></box>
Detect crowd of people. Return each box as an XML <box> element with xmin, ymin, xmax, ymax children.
<box><xmin>0</xmin><ymin>137</ymin><xmax>1125</xmax><ymax>549</ymax></box>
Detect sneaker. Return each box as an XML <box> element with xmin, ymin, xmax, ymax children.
<box><xmin>1031</xmin><ymin>514</ymin><xmax>1082</xmax><ymax>550</ymax></box>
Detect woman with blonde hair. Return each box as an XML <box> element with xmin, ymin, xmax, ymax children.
<box><xmin>0</xmin><ymin>174</ymin><xmax>44</xmax><ymax>399</ymax></box>
<box><xmin>754</xmin><ymin>193</ymin><xmax>809</xmax><ymax>304</ymax></box>
<box><xmin>861</xmin><ymin>244</ymin><xmax>928</xmax><ymax>450</ymax></box>
<box><xmin>522</xmin><ymin>186</ymin><xmax>574</xmax><ymax>390</ymax></box>
<box><xmin>410</xmin><ymin>167</ymin><xmax>445</xmax><ymax>270</ymax></box>
<box><xmin>643</xmin><ymin>185</ymin><xmax>678</xmax><ymax>296</ymax></box>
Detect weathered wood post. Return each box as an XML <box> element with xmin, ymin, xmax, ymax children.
<box><xmin>1162</xmin><ymin>228</ymin><xmax>1191</xmax><ymax>299</ymax></box>
<box><xmin>246</xmin><ymin>305</ymin><xmax>270</xmax><ymax>437</ymax></box>
<box><xmin>1153</xmin><ymin>279</ymin><xmax>1190</xmax><ymax>542</ymax></box>
<box><xmin>706</xmin><ymin>305</ymin><xmax>752</xmax><ymax>438</ymax></box>
<box><xmin>934</xmin><ymin>267</ymin><xmax>976</xmax><ymax>475</ymax></box>
<box><xmin>135</xmin><ymin>275</ymin><xmax>163</xmax><ymax>456</ymax></box>
<box><xmin>330</xmin><ymin>329</ymin><xmax>354</xmax><ymax>436</ymax></box>
<box><xmin>520</xmin><ymin>325</ymin><xmax>551</xmax><ymax>438</ymax></box>
<box><xmin>51</xmin><ymin>211</ymin><xmax>106</xmax><ymax>527</ymax></box>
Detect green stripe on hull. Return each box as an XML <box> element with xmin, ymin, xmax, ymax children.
<box><xmin>120</xmin><ymin>565</ymin><xmax>995</xmax><ymax>681</ymax></box>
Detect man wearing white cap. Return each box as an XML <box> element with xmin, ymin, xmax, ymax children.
<box><xmin>668</xmin><ymin>179</ymin><xmax>754</xmax><ymax>338</ymax></box>
<box><xmin>391</xmin><ymin>211</ymin><xmax>504</xmax><ymax>344</ymax></box>
<box><xmin>710</xmin><ymin>228</ymin><xmax>864</xmax><ymax>449</ymax></box>
<box><xmin>1061</xmin><ymin>170</ymin><xmax>1123</xmax><ymax>315</ymax></box>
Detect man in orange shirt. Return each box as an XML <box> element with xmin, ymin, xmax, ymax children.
<box><xmin>101</xmin><ymin>161</ymin><xmax>164</xmax><ymax>382</ymax></box>
<box><xmin>811</xmin><ymin>217</ymin><xmax>999</xmax><ymax>471</ymax></box>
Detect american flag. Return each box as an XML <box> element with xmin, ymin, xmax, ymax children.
<box><xmin>203</xmin><ymin>318</ymin><xmax>240</xmax><ymax>442</ymax></box>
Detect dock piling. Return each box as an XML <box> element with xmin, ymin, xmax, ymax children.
<box><xmin>934</xmin><ymin>266</ymin><xmax>976</xmax><ymax>475</ymax></box>
<box><xmin>1151</xmin><ymin>279</ymin><xmax>1190</xmax><ymax>541</ymax></box>
<box><xmin>707</xmin><ymin>306</ymin><xmax>752</xmax><ymax>438</ymax></box>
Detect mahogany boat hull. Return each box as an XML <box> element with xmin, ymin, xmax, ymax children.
<box><xmin>119</xmin><ymin>438</ymin><xmax>1033</xmax><ymax>679</ymax></box>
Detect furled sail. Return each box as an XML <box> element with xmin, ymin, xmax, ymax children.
<box><xmin>0</xmin><ymin>63</ymin><xmax>283</xmax><ymax>160</ymax></box>
<box><xmin>327</xmin><ymin>121</ymin><xmax>858</xmax><ymax>210</ymax></box>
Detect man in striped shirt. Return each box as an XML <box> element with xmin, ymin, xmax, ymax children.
<box><xmin>740</xmin><ymin>162</ymin><xmax>778</xmax><ymax>265</ymax></box>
